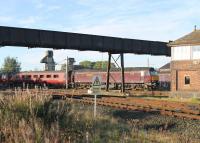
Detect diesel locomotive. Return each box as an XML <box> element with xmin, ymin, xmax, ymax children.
<box><xmin>0</xmin><ymin>67</ymin><xmax>159</xmax><ymax>90</ymax></box>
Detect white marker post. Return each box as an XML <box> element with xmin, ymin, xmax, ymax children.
<box><xmin>92</xmin><ymin>75</ymin><xmax>101</xmax><ymax>118</ymax></box>
<box><xmin>94</xmin><ymin>94</ymin><xmax>97</xmax><ymax>117</ymax></box>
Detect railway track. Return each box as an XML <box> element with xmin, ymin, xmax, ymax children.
<box><xmin>34</xmin><ymin>89</ymin><xmax>170</xmax><ymax>97</ymax></box>
<box><xmin>3</xmin><ymin>88</ymin><xmax>170</xmax><ymax>97</ymax></box>
<box><xmin>5</xmin><ymin>89</ymin><xmax>200</xmax><ymax>120</ymax></box>
<box><xmin>75</xmin><ymin>97</ymin><xmax>200</xmax><ymax>120</ymax></box>
<box><xmin>42</xmin><ymin>90</ymin><xmax>200</xmax><ymax>120</ymax></box>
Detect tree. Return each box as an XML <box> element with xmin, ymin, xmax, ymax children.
<box><xmin>79</xmin><ymin>61</ymin><xmax>93</xmax><ymax>69</ymax></box>
<box><xmin>77</xmin><ymin>60</ymin><xmax>116</xmax><ymax>70</ymax></box>
<box><xmin>1</xmin><ymin>57</ymin><xmax>21</xmax><ymax>76</ymax></box>
<box><xmin>93</xmin><ymin>61</ymin><xmax>105</xmax><ymax>69</ymax></box>
<box><xmin>93</xmin><ymin>61</ymin><xmax>116</xmax><ymax>69</ymax></box>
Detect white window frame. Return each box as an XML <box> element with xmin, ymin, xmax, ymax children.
<box><xmin>192</xmin><ymin>46</ymin><xmax>200</xmax><ymax>60</ymax></box>
<box><xmin>171</xmin><ymin>46</ymin><xmax>191</xmax><ymax>61</ymax></box>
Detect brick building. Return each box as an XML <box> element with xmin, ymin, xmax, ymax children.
<box><xmin>169</xmin><ymin>28</ymin><xmax>200</xmax><ymax>97</ymax></box>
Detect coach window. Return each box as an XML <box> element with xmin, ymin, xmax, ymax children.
<box><xmin>33</xmin><ymin>75</ymin><xmax>38</xmax><ymax>78</ymax></box>
<box><xmin>40</xmin><ymin>75</ymin><xmax>44</xmax><ymax>78</ymax></box>
<box><xmin>53</xmin><ymin>75</ymin><xmax>59</xmax><ymax>78</ymax></box>
<box><xmin>47</xmin><ymin>75</ymin><xmax>51</xmax><ymax>78</ymax></box>
<box><xmin>27</xmin><ymin>75</ymin><xmax>31</xmax><ymax>79</ymax></box>
<box><xmin>185</xmin><ymin>76</ymin><xmax>190</xmax><ymax>85</ymax></box>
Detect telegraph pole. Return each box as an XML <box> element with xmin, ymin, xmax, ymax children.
<box><xmin>147</xmin><ymin>57</ymin><xmax>150</xmax><ymax>67</ymax></box>
<box><xmin>65</xmin><ymin>57</ymin><xmax>68</xmax><ymax>89</ymax></box>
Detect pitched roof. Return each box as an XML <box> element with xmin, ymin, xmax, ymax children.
<box><xmin>168</xmin><ymin>29</ymin><xmax>200</xmax><ymax>47</ymax></box>
<box><xmin>159</xmin><ymin>63</ymin><xmax>170</xmax><ymax>70</ymax></box>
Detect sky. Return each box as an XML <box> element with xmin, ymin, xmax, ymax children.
<box><xmin>0</xmin><ymin>0</ymin><xmax>200</xmax><ymax>71</ymax></box>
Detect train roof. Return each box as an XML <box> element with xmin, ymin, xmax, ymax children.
<box><xmin>19</xmin><ymin>71</ymin><xmax>64</xmax><ymax>74</ymax></box>
<box><xmin>74</xmin><ymin>67</ymin><xmax>155</xmax><ymax>72</ymax></box>
<box><xmin>125</xmin><ymin>67</ymin><xmax>154</xmax><ymax>71</ymax></box>
<box><xmin>19</xmin><ymin>67</ymin><xmax>155</xmax><ymax>74</ymax></box>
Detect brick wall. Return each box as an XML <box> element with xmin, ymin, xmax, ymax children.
<box><xmin>177</xmin><ymin>70</ymin><xmax>199</xmax><ymax>91</ymax></box>
<box><xmin>171</xmin><ymin>60</ymin><xmax>200</xmax><ymax>92</ymax></box>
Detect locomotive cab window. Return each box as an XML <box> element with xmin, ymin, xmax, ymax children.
<box><xmin>150</xmin><ymin>71</ymin><xmax>158</xmax><ymax>76</ymax></box>
<box><xmin>185</xmin><ymin>76</ymin><xmax>190</xmax><ymax>85</ymax></box>
<box><xmin>149</xmin><ymin>68</ymin><xmax>158</xmax><ymax>76</ymax></box>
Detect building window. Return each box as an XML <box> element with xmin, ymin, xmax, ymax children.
<box><xmin>172</xmin><ymin>46</ymin><xmax>191</xmax><ymax>60</ymax></box>
<box><xmin>46</xmin><ymin>75</ymin><xmax>51</xmax><ymax>78</ymax></box>
<box><xmin>185</xmin><ymin>76</ymin><xmax>190</xmax><ymax>85</ymax></box>
<box><xmin>53</xmin><ymin>75</ymin><xmax>59</xmax><ymax>78</ymax></box>
<box><xmin>192</xmin><ymin>46</ymin><xmax>200</xmax><ymax>59</ymax></box>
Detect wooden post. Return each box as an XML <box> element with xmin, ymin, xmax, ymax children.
<box><xmin>120</xmin><ymin>53</ymin><xmax>125</xmax><ymax>93</ymax></box>
<box><xmin>66</xmin><ymin>57</ymin><xmax>68</xmax><ymax>89</ymax></box>
<box><xmin>106</xmin><ymin>53</ymin><xmax>111</xmax><ymax>91</ymax></box>
<box><xmin>176</xmin><ymin>70</ymin><xmax>178</xmax><ymax>91</ymax></box>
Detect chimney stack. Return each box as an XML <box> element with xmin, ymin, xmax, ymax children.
<box><xmin>40</xmin><ymin>50</ymin><xmax>56</xmax><ymax>71</ymax></box>
<box><xmin>194</xmin><ymin>25</ymin><xmax>197</xmax><ymax>31</ymax></box>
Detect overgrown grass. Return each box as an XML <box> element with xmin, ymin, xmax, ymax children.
<box><xmin>0</xmin><ymin>90</ymin><xmax>200</xmax><ymax>143</ymax></box>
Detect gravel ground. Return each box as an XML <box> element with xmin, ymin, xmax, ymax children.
<box><xmin>90</xmin><ymin>103</ymin><xmax>200</xmax><ymax>142</ymax></box>
<box><xmin>114</xmin><ymin>110</ymin><xmax>200</xmax><ymax>136</ymax></box>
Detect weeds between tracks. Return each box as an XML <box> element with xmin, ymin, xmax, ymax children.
<box><xmin>0</xmin><ymin>90</ymin><xmax>200</xmax><ymax>143</ymax></box>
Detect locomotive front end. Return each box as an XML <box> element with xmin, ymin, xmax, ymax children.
<box><xmin>149</xmin><ymin>68</ymin><xmax>159</xmax><ymax>89</ymax></box>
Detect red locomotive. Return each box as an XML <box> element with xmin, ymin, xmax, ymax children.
<box><xmin>74</xmin><ymin>67</ymin><xmax>158</xmax><ymax>90</ymax></box>
<box><xmin>0</xmin><ymin>67</ymin><xmax>159</xmax><ymax>90</ymax></box>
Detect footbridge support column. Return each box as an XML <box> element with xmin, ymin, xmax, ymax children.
<box><xmin>106</xmin><ymin>53</ymin><xmax>125</xmax><ymax>93</ymax></box>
